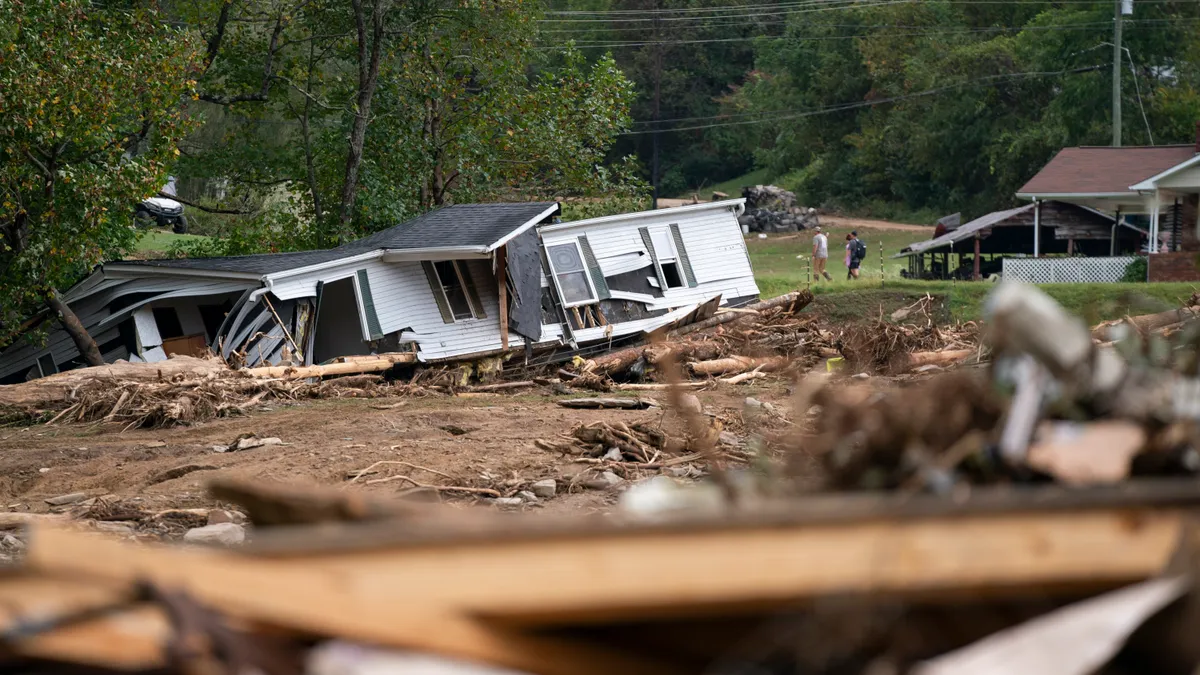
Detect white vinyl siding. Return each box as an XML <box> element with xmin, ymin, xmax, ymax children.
<box><xmin>539</xmin><ymin>205</ymin><xmax>758</xmax><ymax>313</ymax></box>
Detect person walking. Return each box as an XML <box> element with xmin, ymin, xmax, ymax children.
<box><xmin>811</xmin><ymin>227</ymin><xmax>832</xmax><ymax>281</ymax></box>
<box><xmin>843</xmin><ymin>234</ymin><xmax>853</xmax><ymax>280</ymax></box>
<box><xmin>848</xmin><ymin>230</ymin><xmax>866</xmax><ymax>280</ymax></box>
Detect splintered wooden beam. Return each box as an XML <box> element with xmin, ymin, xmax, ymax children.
<box><xmin>497</xmin><ymin>246</ymin><xmax>509</xmax><ymax>351</ymax></box>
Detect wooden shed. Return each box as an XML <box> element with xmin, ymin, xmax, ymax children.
<box><xmin>894</xmin><ymin>201</ymin><xmax>1143</xmax><ymax>280</ymax></box>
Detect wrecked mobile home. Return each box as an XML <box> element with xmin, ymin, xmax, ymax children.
<box><xmin>0</xmin><ymin>200</ymin><xmax>758</xmax><ymax>382</ymax></box>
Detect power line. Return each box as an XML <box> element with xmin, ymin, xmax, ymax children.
<box><xmin>555</xmin><ymin>21</ymin><xmax>1112</xmax><ymax>46</ymax></box>
<box><xmin>544</xmin><ymin>0</ymin><xmax>1177</xmax><ymax>15</ymax></box>
<box><xmin>540</xmin><ymin>0</ymin><xmax>1181</xmax><ymax>22</ymax></box>
<box><xmin>540</xmin><ymin>0</ymin><xmax>913</xmax><ymax>23</ymax></box>
<box><xmin>540</xmin><ymin>18</ymin><xmax>1195</xmax><ymax>48</ymax></box>
<box><xmin>617</xmin><ymin>65</ymin><xmax>1105</xmax><ymax>134</ymax></box>
<box><xmin>542</xmin><ymin>15</ymin><xmax>1191</xmax><ymax>35</ymax></box>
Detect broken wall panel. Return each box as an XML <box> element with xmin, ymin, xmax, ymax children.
<box><xmin>604</xmin><ymin>267</ymin><xmax>663</xmax><ymax>298</ymax></box>
<box><xmin>505</xmin><ymin>228</ymin><xmax>545</xmax><ymax>342</ymax></box>
<box><xmin>0</xmin><ymin>280</ymin><xmax>253</xmax><ymax>382</ymax></box>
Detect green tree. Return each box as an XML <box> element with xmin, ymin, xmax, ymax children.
<box><xmin>716</xmin><ymin>0</ymin><xmax>1200</xmax><ymax>219</ymax></box>
<box><xmin>0</xmin><ymin>0</ymin><xmax>201</xmax><ymax>358</ymax></box>
<box><xmin>176</xmin><ymin>0</ymin><xmax>644</xmax><ymax>252</ymax></box>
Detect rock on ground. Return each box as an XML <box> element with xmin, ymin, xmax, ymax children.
<box><xmin>183</xmin><ymin>522</ymin><xmax>246</xmax><ymax>546</ymax></box>
<box><xmin>530</xmin><ymin>479</ymin><xmax>557</xmax><ymax>499</ymax></box>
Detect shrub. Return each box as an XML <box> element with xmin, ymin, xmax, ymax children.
<box><xmin>1121</xmin><ymin>257</ymin><xmax>1148</xmax><ymax>283</ymax></box>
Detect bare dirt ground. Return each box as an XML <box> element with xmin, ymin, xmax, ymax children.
<box><xmin>655</xmin><ymin>198</ymin><xmax>929</xmax><ymax>233</ymax></box>
<box><xmin>0</xmin><ymin>383</ymin><xmax>792</xmax><ymax>516</ymax></box>
<box><xmin>818</xmin><ymin>215</ymin><xmax>930</xmax><ymax>233</ymax></box>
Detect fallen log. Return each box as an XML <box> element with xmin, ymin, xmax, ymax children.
<box><xmin>466</xmin><ymin>381</ymin><xmax>536</xmax><ymax>392</ymax></box>
<box><xmin>906</xmin><ymin>349</ymin><xmax>975</xmax><ymax>369</ymax></box>
<box><xmin>1092</xmin><ymin>307</ymin><xmax>1200</xmax><ymax>342</ymax></box>
<box><xmin>0</xmin><ymin>356</ymin><xmax>228</xmax><ymax>410</ymax></box>
<box><xmin>670</xmin><ymin>290</ymin><xmax>813</xmax><ymax>337</ymax></box>
<box><xmin>558</xmin><ymin>397</ymin><xmax>655</xmax><ymax>410</ymax></box>
<box><xmin>587</xmin><ymin>345</ymin><xmax>645</xmax><ymax>375</ymax></box>
<box><xmin>614</xmin><ymin>382</ymin><xmax>707</xmax><ymax>391</ymax></box>
<box><xmin>644</xmin><ymin>341</ymin><xmax>724</xmax><ymax>366</ymax></box>
<box><xmin>690</xmin><ymin>356</ymin><xmax>788</xmax><ymax>377</ymax></box>
<box><xmin>244</xmin><ymin>353</ymin><xmax>416</xmax><ymax>379</ymax></box>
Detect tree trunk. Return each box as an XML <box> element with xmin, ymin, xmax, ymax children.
<box><xmin>337</xmin><ymin>0</ymin><xmax>388</xmax><ymax>239</ymax></box>
<box><xmin>905</xmin><ymin>349</ymin><xmax>974</xmax><ymax>369</ymax></box>
<box><xmin>46</xmin><ymin>289</ymin><xmax>104</xmax><ymax>367</ymax></box>
<box><xmin>671</xmin><ymin>290</ymin><xmax>813</xmax><ymax>337</ymax></box>
<box><xmin>689</xmin><ymin>355</ymin><xmax>787</xmax><ymax>377</ymax></box>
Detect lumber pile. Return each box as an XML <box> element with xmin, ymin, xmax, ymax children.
<box><xmin>0</xmin><ymin>354</ymin><xmax>434</xmax><ymax>427</ymax></box>
<box><xmin>577</xmin><ymin>289</ymin><xmax>980</xmax><ymax>383</ymax></box>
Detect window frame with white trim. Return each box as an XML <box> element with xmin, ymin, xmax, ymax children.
<box><xmin>545</xmin><ymin>241</ymin><xmax>598</xmax><ymax>308</ymax></box>
<box><xmin>431</xmin><ymin>260</ymin><xmax>485</xmax><ymax>322</ymax></box>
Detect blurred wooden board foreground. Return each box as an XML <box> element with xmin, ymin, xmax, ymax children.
<box><xmin>9</xmin><ymin>480</ymin><xmax>1200</xmax><ymax>674</ymax></box>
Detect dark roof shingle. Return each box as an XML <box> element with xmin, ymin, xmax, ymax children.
<box><xmin>115</xmin><ymin>202</ymin><xmax>559</xmax><ymax>276</ymax></box>
<box><xmin>1017</xmin><ymin>146</ymin><xmax>1196</xmax><ymax>196</ymax></box>
<box><xmin>344</xmin><ymin>202</ymin><xmax>558</xmax><ymax>252</ymax></box>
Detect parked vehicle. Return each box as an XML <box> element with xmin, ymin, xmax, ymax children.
<box><xmin>135</xmin><ymin>196</ymin><xmax>188</xmax><ymax>234</ymax></box>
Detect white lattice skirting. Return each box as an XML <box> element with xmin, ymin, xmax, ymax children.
<box><xmin>1002</xmin><ymin>257</ymin><xmax>1139</xmax><ymax>284</ymax></box>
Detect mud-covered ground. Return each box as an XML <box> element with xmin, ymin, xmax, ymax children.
<box><xmin>0</xmin><ymin>383</ymin><xmax>795</xmax><ymax>517</ymax></box>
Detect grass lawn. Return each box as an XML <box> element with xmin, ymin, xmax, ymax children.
<box><xmin>671</xmin><ymin>168</ymin><xmax>771</xmax><ymax>200</ymax></box>
<box><xmin>746</xmin><ymin>229</ymin><xmax>1200</xmax><ymax>324</ymax></box>
<box><xmin>747</xmin><ymin>225</ymin><xmax>922</xmax><ymax>298</ymax></box>
<box><xmin>133</xmin><ymin>229</ymin><xmax>206</xmax><ymax>254</ymax></box>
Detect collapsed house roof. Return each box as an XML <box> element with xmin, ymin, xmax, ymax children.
<box><xmin>112</xmin><ymin>202</ymin><xmax>561</xmax><ymax>277</ymax></box>
<box><xmin>896</xmin><ymin>204</ymin><xmax>1038</xmax><ymax>257</ymax></box>
<box><xmin>4</xmin><ymin>199</ymin><xmax>759</xmax><ymax>382</ymax></box>
<box><xmin>894</xmin><ymin>201</ymin><xmax>1136</xmax><ymax>259</ymax></box>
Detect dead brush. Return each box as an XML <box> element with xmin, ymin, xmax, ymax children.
<box><xmin>46</xmin><ymin>373</ymin><xmax>400</xmax><ymax>429</ymax></box>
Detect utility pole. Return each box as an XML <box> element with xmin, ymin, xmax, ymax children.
<box><xmin>651</xmin><ymin>0</ymin><xmax>662</xmax><ymax>209</ymax></box>
<box><xmin>1112</xmin><ymin>0</ymin><xmax>1132</xmax><ymax>146</ymax></box>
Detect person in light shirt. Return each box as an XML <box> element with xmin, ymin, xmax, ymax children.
<box><xmin>811</xmin><ymin>227</ymin><xmax>832</xmax><ymax>281</ymax></box>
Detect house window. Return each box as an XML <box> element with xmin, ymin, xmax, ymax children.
<box><xmin>433</xmin><ymin>260</ymin><xmax>481</xmax><ymax>321</ymax></box>
<box><xmin>152</xmin><ymin>307</ymin><xmax>184</xmax><ymax>339</ymax></box>
<box><xmin>547</xmin><ymin>242</ymin><xmax>596</xmax><ymax>306</ymax></box>
<box><xmin>650</xmin><ymin>229</ymin><xmax>686</xmax><ymax>289</ymax></box>
<box><xmin>36</xmin><ymin>353</ymin><xmax>56</xmax><ymax>378</ymax></box>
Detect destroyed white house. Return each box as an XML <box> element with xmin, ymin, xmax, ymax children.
<box><xmin>0</xmin><ymin>200</ymin><xmax>758</xmax><ymax>382</ymax></box>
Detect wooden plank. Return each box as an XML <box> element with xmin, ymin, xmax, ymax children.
<box><xmin>497</xmin><ymin>246</ymin><xmax>509</xmax><ymax>351</ymax></box>
<box><xmin>27</xmin><ymin>495</ymin><xmax>1188</xmax><ymax>630</ymax></box>
<box><xmin>257</xmin><ymin>508</ymin><xmax>1183</xmax><ymax>626</ymax></box>
<box><xmin>22</xmin><ymin>527</ymin><xmax>676</xmax><ymax>675</ymax></box>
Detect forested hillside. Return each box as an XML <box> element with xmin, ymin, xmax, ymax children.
<box><xmin>548</xmin><ymin>0</ymin><xmax>1200</xmax><ymax>218</ymax></box>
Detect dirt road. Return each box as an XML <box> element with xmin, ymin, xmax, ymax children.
<box><xmin>655</xmin><ymin>199</ymin><xmax>929</xmax><ymax>233</ymax></box>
